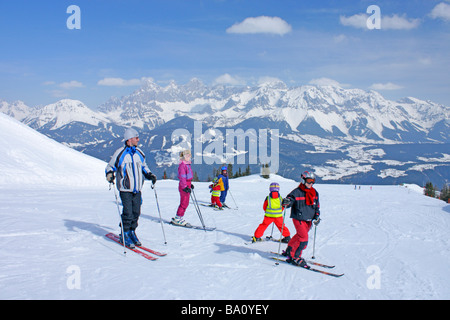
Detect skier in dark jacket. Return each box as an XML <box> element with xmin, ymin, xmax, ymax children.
<box><xmin>282</xmin><ymin>171</ymin><xmax>320</xmax><ymax>267</ymax></box>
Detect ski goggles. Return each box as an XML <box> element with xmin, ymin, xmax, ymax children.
<box><xmin>305</xmin><ymin>178</ymin><xmax>315</xmax><ymax>184</ymax></box>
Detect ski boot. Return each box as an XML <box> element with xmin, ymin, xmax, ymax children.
<box><xmin>120</xmin><ymin>231</ymin><xmax>135</xmax><ymax>249</ymax></box>
<box><xmin>129</xmin><ymin>230</ymin><xmax>142</xmax><ymax>247</ymax></box>
<box><xmin>171</xmin><ymin>216</ymin><xmax>191</xmax><ymax>227</ymax></box>
<box><xmin>288</xmin><ymin>256</ymin><xmax>309</xmax><ymax>268</ymax></box>
<box><xmin>252</xmin><ymin>236</ymin><xmax>262</xmax><ymax>243</ymax></box>
<box><xmin>281</xmin><ymin>246</ymin><xmax>292</xmax><ymax>257</ymax></box>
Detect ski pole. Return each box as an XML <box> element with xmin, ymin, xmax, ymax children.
<box><xmin>111</xmin><ymin>182</ymin><xmax>126</xmax><ymax>255</ymax></box>
<box><xmin>275</xmin><ymin>208</ymin><xmax>287</xmax><ymax>265</ymax></box>
<box><xmin>311</xmin><ymin>223</ymin><xmax>317</xmax><ymax>260</ymax></box>
<box><xmin>190</xmin><ymin>188</ymin><xmax>206</xmax><ymax>231</ymax></box>
<box><xmin>228</xmin><ymin>189</ymin><xmax>239</xmax><ymax>209</ymax></box>
<box><xmin>151</xmin><ymin>184</ymin><xmax>167</xmax><ymax>245</ymax></box>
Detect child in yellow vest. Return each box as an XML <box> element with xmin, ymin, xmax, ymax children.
<box><xmin>209</xmin><ymin>177</ymin><xmax>223</xmax><ymax>210</ymax></box>
<box><xmin>252</xmin><ymin>182</ymin><xmax>291</xmax><ymax>243</ymax></box>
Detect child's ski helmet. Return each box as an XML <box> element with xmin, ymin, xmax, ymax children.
<box><xmin>269</xmin><ymin>182</ymin><xmax>280</xmax><ymax>192</ymax></box>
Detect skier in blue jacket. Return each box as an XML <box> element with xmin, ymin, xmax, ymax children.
<box><xmin>217</xmin><ymin>166</ymin><xmax>229</xmax><ymax>207</ymax></box>
<box><xmin>105</xmin><ymin>128</ymin><xmax>156</xmax><ymax>248</ymax></box>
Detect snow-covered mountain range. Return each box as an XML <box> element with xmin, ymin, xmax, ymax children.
<box><xmin>1</xmin><ymin>79</ymin><xmax>449</xmax><ymax>187</ymax></box>
<box><xmin>103</xmin><ymin>78</ymin><xmax>448</xmax><ymax>143</ymax></box>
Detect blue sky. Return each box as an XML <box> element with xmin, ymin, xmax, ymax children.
<box><xmin>0</xmin><ymin>0</ymin><xmax>449</xmax><ymax>108</ymax></box>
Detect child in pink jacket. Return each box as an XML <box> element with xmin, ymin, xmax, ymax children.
<box><xmin>171</xmin><ymin>150</ymin><xmax>193</xmax><ymax>227</ymax></box>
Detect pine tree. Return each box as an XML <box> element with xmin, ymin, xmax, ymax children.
<box><xmin>227</xmin><ymin>163</ymin><xmax>233</xmax><ymax>179</ymax></box>
<box><xmin>245</xmin><ymin>164</ymin><xmax>251</xmax><ymax>176</ymax></box>
<box><xmin>424</xmin><ymin>182</ymin><xmax>436</xmax><ymax>198</ymax></box>
<box><xmin>440</xmin><ymin>184</ymin><xmax>450</xmax><ymax>203</ymax></box>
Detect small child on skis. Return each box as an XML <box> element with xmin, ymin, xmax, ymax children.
<box><xmin>209</xmin><ymin>177</ymin><xmax>223</xmax><ymax>210</ymax></box>
<box><xmin>252</xmin><ymin>182</ymin><xmax>291</xmax><ymax>243</ymax></box>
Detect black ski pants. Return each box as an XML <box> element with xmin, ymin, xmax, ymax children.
<box><xmin>119</xmin><ymin>191</ymin><xmax>142</xmax><ymax>232</ymax></box>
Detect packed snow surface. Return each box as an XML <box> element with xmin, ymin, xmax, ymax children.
<box><xmin>0</xmin><ymin>113</ymin><xmax>449</xmax><ymax>300</ymax></box>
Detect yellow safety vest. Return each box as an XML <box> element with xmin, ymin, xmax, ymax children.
<box><xmin>265</xmin><ymin>195</ymin><xmax>283</xmax><ymax>218</ymax></box>
<box><xmin>212</xmin><ymin>187</ymin><xmax>221</xmax><ymax>197</ymax></box>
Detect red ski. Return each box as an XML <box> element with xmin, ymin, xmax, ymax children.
<box><xmin>107</xmin><ymin>233</ymin><xmax>167</xmax><ymax>256</ymax></box>
<box><xmin>105</xmin><ymin>233</ymin><xmax>157</xmax><ymax>261</ymax></box>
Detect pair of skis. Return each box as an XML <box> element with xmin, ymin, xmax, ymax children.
<box><xmin>199</xmin><ymin>203</ymin><xmax>226</xmax><ymax>211</ymax></box>
<box><xmin>197</xmin><ymin>200</ymin><xmax>238</xmax><ymax>211</ymax></box>
<box><xmin>106</xmin><ymin>232</ymin><xmax>342</xmax><ymax>277</ymax></box>
<box><xmin>105</xmin><ymin>233</ymin><xmax>167</xmax><ymax>261</ymax></box>
<box><xmin>169</xmin><ymin>221</ymin><xmax>216</xmax><ymax>231</ymax></box>
<box><xmin>270</xmin><ymin>252</ymin><xmax>344</xmax><ymax>277</ymax></box>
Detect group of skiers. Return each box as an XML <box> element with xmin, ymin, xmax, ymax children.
<box><xmin>105</xmin><ymin>128</ymin><xmax>320</xmax><ymax>267</ymax></box>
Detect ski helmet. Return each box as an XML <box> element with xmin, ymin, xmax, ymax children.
<box><xmin>301</xmin><ymin>171</ymin><xmax>316</xmax><ymax>184</ymax></box>
<box><xmin>124</xmin><ymin>128</ymin><xmax>139</xmax><ymax>141</ymax></box>
<box><xmin>269</xmin><ymin>182</ymin><xmax>280</xmax><ymax>192</ymax></box>
<box><xmin>221</xmin><ymin>166</ymin><xmax>227</xmax><ymax>171</ymax></box>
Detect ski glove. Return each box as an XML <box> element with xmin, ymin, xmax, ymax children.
<box><xmin>313</xmin><ymin>213</ymin><xmax>320</xmax><ymax>226</ymax></box>
<box><xmin>144</xmin><ymin>172</ymin><xmax>157</xmax><ymax>185</ymax></box>
<box><xmin>106</xmin><ymin>172</ymin><xmax>115</xmax><ymax>183</ymax></box>
<box><xmin>282</xmin><ymin>198</ymin><xmax>292</xmax><ymax>207</ymax></box>
<box><xmin>183</xmin><ymin>187</ymin><xmax>192</xmax><ymax>194</ymax></box>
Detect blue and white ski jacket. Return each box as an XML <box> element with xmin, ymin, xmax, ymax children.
<box><xmin>105</xmin><ymin>145</ymin><xmax>152</xmax><ymax>193</ymax></box>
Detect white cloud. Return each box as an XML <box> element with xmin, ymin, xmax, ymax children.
<box><xmin>369</xmin><ymin>82</ymin><xmax>404</xmax><ymax>90</ymax></box>
<box><xmin>226</xmin><ymin>16</ymin><xmax>292</xmax><ymax>35</ymax></box>
<box><xmin>340</xmin><ymin>13</ymin><xmax>368</xmax><ymax>29</ymax></box>
<box><xmin>59</xmin><ymin>80</ymin><xmax>84</xmax><ymax>89</ymax></box>
<box><xmin>340</xmin><ymin>13</ymin><xmax>420</xmax><ymax>30</ymax></box>
<box><xmin>257</xmin><ymin>76</ymin><xmax>283</xmax><ymax>85</ymax></box>
<box><xmin>333</xmin><ymin>34</ymin><xmax>348</xmax><ymax>43</ymax></box>
<box><xmin>97</xmin><ymin>77</ymin><xmax>143</xmax><ymax>87</ymax></box>
<box><xmin>213</xmin><ymin>74</ymin><xmax>246</xmax><ymax>86</ymax></box>
<box><xmin>430</xmin><ymin>2</ymin><xmax>450</xmax><ymax>21</ymax></box>
<box><xmin>309</xmin><ymin>78</ymin><xmax>350</xmax><ymax>88</ymax></box>
<box><xmin>382</xmin><ymin>14</ymin><xmax>420</xmax><ymax>30</ymax></box>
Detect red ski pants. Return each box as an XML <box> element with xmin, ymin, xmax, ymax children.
<box><xmin>254</xmin><ymin>216</ymin><xmax>290</xmax><ymax>239</ymax></box>
<box><xmin>287</xmin><ymin>220</ymin><xmax>312</xmax><ymax>258</ymax></box>
<box><xmin>211</xmin><ymin>195</ymin><xmax>222</xmax><ymax>208</ymax></box>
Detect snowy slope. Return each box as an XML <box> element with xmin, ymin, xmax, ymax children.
<box><xmin>0</xmin><ymin>114</ymin><xmax>449</xmax><ymax>300</ymax></box>
<box><xmin>0</xmin><ymin>112</ymin><xmax>105</xmax><ymax>187</ymax></box>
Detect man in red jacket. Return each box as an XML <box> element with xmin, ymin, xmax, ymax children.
<box><xmin>282</xmin><ymin>171</ymin><xmax>320</xmax><ymax>267</ymax></box>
